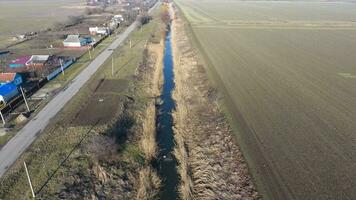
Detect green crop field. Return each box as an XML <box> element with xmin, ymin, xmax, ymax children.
<box><xmin>0</xmin><ymin>0</ymin><xmax>84</xmax><ymax>47</ymax></box>
<box><xmin>175</xmin><ymin>0</ymin><xmax>356</xmax><ymax>199</ymax></box>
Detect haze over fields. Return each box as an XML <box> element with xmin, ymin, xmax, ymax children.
<box><xmin>0</xmin><ymin>0</ymin><xmax>84</xmax><ymax>47</ymax></box>
<box><xmin>175</xmin><ymin>0</ymin><xmax>356</xmax><ymax>199</ymax></box>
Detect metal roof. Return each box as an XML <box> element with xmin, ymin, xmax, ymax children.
<box><xmin>30</xmin><ymin>55</ymin><xmax>49</xmax><ymax>61</ymax></box>
<box><xmin>64</xmin><ymin>35</ymin><xmax>80</xmax><ymax>43</ymax></box>
<box><xmin>0</xmin><ymin>82</ymin><xmax>17</xmax><ymax>96</ymax></box>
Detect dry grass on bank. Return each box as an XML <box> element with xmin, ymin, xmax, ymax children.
<box><xmin>173</xmin><ymin>128</ymin><xmax>194</xmax><ymax>200</ymax></box>
<box><xmin>140</xmin><ymin>104</ymin><xmax>157</xmax><ymax>161</ymax></box>
<box><xmin>171</xmin><ymin>5</ymin><xmax>260</xmax><ymax>200</ymax></box>
<box><xmin>136</xmin><ymin>166</ymin><xmax>161</xmax><ymax>200</ymax></box>
<box><xmin>136</xmin><ymin>30</ymin><xmax>165</xmax><ymax>199</ymax></box>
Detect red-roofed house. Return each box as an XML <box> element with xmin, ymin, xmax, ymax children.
<box><xmin>0</xmin><ymin>73</ymin><xmax>23</xmax><ymax>86</ymax></box>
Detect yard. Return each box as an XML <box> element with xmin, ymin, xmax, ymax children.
<box><xmin>0</xmin><ymin>6</ymin><xmax>164</xmax><ymax>199</ymax></box>
<box><xmin>0</xmin><ymin>0</ymin><xmax>128</xmax><ymax>147</ymax></box>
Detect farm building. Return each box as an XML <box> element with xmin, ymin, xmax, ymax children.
<box><xmin>8</xmin><ymin>56</ymin><xmax>31</xmax><ymax>68</ymax></box>
<box><xmin>63</xmin><ymin>35</ymin><xmax>91</xmax><ymax>47</ymax></box>
<box><xmin>0</xmin><ymin>82</ymin><xmax>19</xmax><ymax>106</ymax></box>
<box><xmin>0</xmin><ymin>73</ymin><xmax>22</xmax><ymax>86</ymax></box>
<box><xmin>89</xmin><ymin>27</ymin><xmax>109</xmax><ymax>36</ymax></box>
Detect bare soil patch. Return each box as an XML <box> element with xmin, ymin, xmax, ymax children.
<box><xmin>70</xmin><ymin>94</ymin><xmax>125</xmax><ymax>126</ymax></box>
<box><xmin>94</xmin><ymin>79</ymin><xmax>129</xmax><ymax>94</ymax></box>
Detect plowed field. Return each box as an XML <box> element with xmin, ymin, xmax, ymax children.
<box><xmin>175</xmin><ymin>0</ymin><xmax>356</xmax><ymax>199</ymax></box>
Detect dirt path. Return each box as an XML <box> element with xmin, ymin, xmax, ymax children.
<box><xmin>171</xmin><ymin>5</ymin><xmax>260</xmax><ymax>200</ymax></box>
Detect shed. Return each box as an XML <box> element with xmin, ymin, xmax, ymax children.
<box><xmin>0</xmin><ymin>82</ymin><xmax>19</xmax><ymax>106</ymax></box>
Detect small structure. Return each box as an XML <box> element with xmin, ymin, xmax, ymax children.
<box><xmin>0</xmin><ymin>83</ymin><xmax>19</xmax><ymax>106</ymax></box>
<box><xmin>63</xmin><ymin>35</ymin><xmax>88</xmax><ymax>48</ymax></box>
<box><xmin>14</xmin><ymin>34</ymin><xmax>26</xmax><ymax>41</ymax></box>
<box><xmin>89</xmin><ymin>27</ymin><xmax>109</xmax><ymax>36</ymax></box>
<box><xmin>0</xmin><ymin>73</ymin><xmax>23</xmax><ymax>86</ymax></box>
<box><xmin>8</xmin><ymin>56</ymin><xmax>31</xmax><ymax>68</ymax></box>
<box><xmin>113</xmin><ymin>14</ymin><xmax>124</xmax><ymax>22</ymax></box>
<box><xmin>27</xmin><ymin>55</ymin><xmax>50</xmax><ymax>68</ymax></box>
<box><xmin>0</xmin><ymin>50</ymin><xmax>10</xmax><ymax>58</ymax></box>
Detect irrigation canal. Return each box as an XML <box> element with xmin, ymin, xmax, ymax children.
<box><xmin>155</xmin><ymin>25</ymin><xmax>179</xmax><ymax>200</ymax></box>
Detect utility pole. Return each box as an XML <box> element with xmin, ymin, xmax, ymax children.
<box><xmin>0</xmin><ymin>110</ymin><xmax>5</xmax><ymax>125</ymax></box>
<box><xmin>88</xmin><ymin>48</ymin><xmax>92</xmax><ymax>59</ymax></box>
<box><xmin>20</xmin><ymin>86</ymin><xmax>30</xmax><ymax>112</ymax></box>
<box><xmin>24</xmin><ymin>162</ymin><xmax>36</xmax><ymax>198</ymax></box>
<box><xmin>59</xmin><ymin>59</ymin><xmax>65</xmax><ymax>76</ymax></box>
<box><xmin>112</xmin><ymin>55</ymin><xmax>114</xmax><ymax>77</ymax></box>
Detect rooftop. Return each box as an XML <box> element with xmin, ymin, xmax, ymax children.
<box><xmin>0</xmin><ymin>73</ymin><xmax>17</xmax><ymax>83</ymax></box>
<box><xmin>64</xmin><ymin>35</ymin><xmax>81</xmax><ymax>43</ymax></box>
<box><xmin>9</xmin><ymin>56</ymin><xmax>31</xmax><ymax>65</ymax></box>
<box><xmin>0</xmin><ymin>82</ymin><xmax>17</xmax><ymax>96</ymax></box>
<box><xmin>29</xmin><ymin>55</ymin><xmax>50</xmax><ymax>64</ymax></box>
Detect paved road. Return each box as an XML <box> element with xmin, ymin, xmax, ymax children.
<box><xmin>0</xmin><ymin>2</ymin><xmax>159</xmax><ymax>178</ymax></box>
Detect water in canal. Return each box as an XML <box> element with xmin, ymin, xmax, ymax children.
<box><xmin>156</xmin><ymin>26</ymin><xmax>179</xmax><ymax>200</ymax></box>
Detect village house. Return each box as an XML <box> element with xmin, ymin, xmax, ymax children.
<box><xmin>89</xmin><ymin>27</ymin><xmax>109</xmax><ymax>36</ymax></box>
<box><xmin>87</xmin><ymin>0</ymin><xmax>118</xmax><ymax>5</ymax></box>
<box><xmin>4</xmin><ymin>55</ymin><xmax>69</xmax><ymax>80</ymax></box>
<box><xmin>0</xmin><ymin>73</ymin><xmax>23</xmax><ymax>86</ymax></box>
<box><xmin>6</xmin><ymin>55</ymin><xmax>50</xmax><ymax>71</ymax></box>
<box><xmin>27</xmin><ymin>55</ymin><xmax>50</xmax><ymax>68</ymax></box>
<box><xmin>0</xmin><ymin>82</ymin><xmax>19</xmax><ymax>106</ymax></box>
<box><xmin>63</xmin><ymin>35</ymin><xmax>92</xmax><ymax>48</ymax></box>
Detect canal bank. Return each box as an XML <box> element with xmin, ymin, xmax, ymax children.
<box><xmin>170</xmin><ymin>4</ymin><xmax>260</xmax><ymax>200</ymax></box>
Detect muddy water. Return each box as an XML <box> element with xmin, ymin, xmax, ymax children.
<box><xmin>155</xmin><ymin>26</ymin><xmax>179</xmax><ymax>200</ymax></box>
